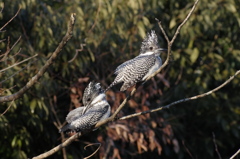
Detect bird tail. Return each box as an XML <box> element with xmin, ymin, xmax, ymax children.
<box><xmin>105</xmin><ymin>80</ymin><xmax>118</xmax><ymax>92</ymax></box>
<box><xmin>59</xmin><ymin>124</ymin><xmax>69</xmax><ymax>133</ymax></box>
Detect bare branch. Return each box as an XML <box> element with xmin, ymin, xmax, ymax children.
<box><xmin>0</xmin><ymin>100</ymin><xmax>15</xmax><ymax>116</ymax></box>
<box><xmin>0</xmin><ymin>59</ymin><xmax>36</xmax><ymax>84</ymax></box>
<box><xmin>32</xmin><ymin>132</ymin><xmax>82</xmax><ymax>159</ymax></box>
<box><xmin>84</xmin><ymin>143</ymin><xmax>101</xmax><ymax>159</ymax></box>
<box><xmin>212</xmin><ymin>132</ymin><xmax>222</xmax><ymax>159</ymax></box>
<box><xmin>0</xmin><ymin>54</ymin><xmax>38</xmax><ymax>73</ymax></box>
<box><xmin>230</xmin><ymin>149</ymin><xmax>240</xmax><ymax>159</ymax></box>
<box><xmin>170</xmin><ymin>0</ymin><xmax>199</xmax><ymax>45</ymax></box>
<box><xmin>0</xmin><ymin>13</ymin><xmax>76</xmax><ymax>103</ymax></box>
<box><xmin>145</xmin><ymin>0</ymin><xmax>199</xmax><ymax>82</ymax></box>
<box><xmin>119</xmin><ymin>70</ymin><xmax>240</xmax><ymax>120</ymax></box>
<box><xmin>0</xmin><ymin>7</ymin><xmax>21</xmax><ymax>31</ymax></box>
<box><xmin>68</xmin><ymin>43</ymin><xmax>86</xmax><ymax>63</ymax></box>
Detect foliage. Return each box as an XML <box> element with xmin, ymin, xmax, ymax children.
<box><xmin>0</xmin><ymin>0</ymin><xmax>240</xmax><ymax>158</ymax></box>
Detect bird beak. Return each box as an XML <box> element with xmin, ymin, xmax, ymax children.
<box><xmin>154</xmin><ymin>48</ymin><xmax>167</xmax><ymax>54</ymax></box>
<box><xmin>157</xmin><ymin>48</ymin><xmax>167</xmax><ymax>52</ymax></box>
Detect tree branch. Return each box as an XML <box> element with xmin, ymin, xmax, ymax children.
<box><xmin>145</xmin><ymin>0</ymin><xmax>199</xmax><ymax>82</ymax></box>
<box><xmin>120</xmin><ymin>70</ymin><xmax>240</xmax><ymax>120</ymax></box>
<box><xmin>32</xmin><ymin>132</ymin><xmax>82</xmax><ymax>159</ymax></box>
<box><xmin>0</xmin><ymin>13</ymin><xmax>76</xmax><ymax>103</ymax></box>
<box><xmin>230</xmin><ymin>149</ymin><xmax>240</xmax><ymax>159</ymax></box>
<box><xmin>0</xmin><ymin>53</ymin><xmax>38</xmax><ymax>73</ymax></box>
<box><xmin>0</xmin><ymin>7</ymin><xmax>21</xmax><ymax>31</ymax></box>
<box><xmin>31</xmin><ymin>1</ymin><xmax>203</xmax><ymax>158</ymax></box>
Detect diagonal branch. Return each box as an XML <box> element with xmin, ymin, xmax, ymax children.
<box><xmin>0</xmin><ymin>53</ymin><xmax>38</xmax><ymax>73</ymax></box>
<box><xmin>0</xmin><ymin>13</ymin><xmax>76</xmax><ymax>103</ymax></box>
<box><xmin>0</xmin><ymin>7</ymin><xmax>21</xmax><ymax>31</ymax></box>
<box><xmin>119</xmin><ymin>70</ymin><xmax>240</xmax><ymax>120</ymax></box>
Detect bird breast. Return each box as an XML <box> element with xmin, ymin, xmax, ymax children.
<box><xmin>142</xmin><ymin>56</ymin><xmax>162</xmax><ymax>81</ymax></box>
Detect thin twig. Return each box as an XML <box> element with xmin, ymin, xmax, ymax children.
<box><xmin>0</xmin><ymin>13</ymin><xmax>76</xmax><ymax>103</ymax></box>
<box><xmin>0</xmin><ymin>59</ymin><xmax>37</xmax><ymax>84</ymax></box>
<box><xmin>0</xmin><ymin>7</ymin><xmax>21</xmax><ymax>31</ymax></box>
<box><xmin>182</xmin><ymin>140</ymin><xmax>194</xmax><ymax>159</ymax></box>
<box><xmin>145</xmin><ymin>0</ymin><xmax>199</xmax><ymax>82</ymax></box>
<box><xmin>212</xmin><ymin>132</ymin><xmax>222</xmax><ymax>159</ymax></box>
<box><xmin>84</xmin><ymin>143</ymin><xmax>101</xmax><ymax>159</ymax></box>
<box><xmin>68</xmin><ymin>43</ymin><xmax>86</xmax><ymax>63</ymax></box>
<box><xmin>87</xmin><ymin>0</ymin><xmax>101</xmax><ymax>34</ymax></box>
<box><xmin>32</xmin><ymin>132</ymin><xmax>82</xmax><ymax>159</ymax></box>
<box><xmin>0</xmin><ymin>54</ymin><xmax>38</xmax><ymax>73</ymax></box>
<box><xmin>0</xmin><ymin>100</ymin><xmax>15</xmax><ymax>116</ymax></box>
<box><xmin>230</xmin><ymin>149</ymin><xmax>240</xmax><ymax>159</ymax></box>
<box><xmin>170</xmin><ymin>0</ymin><xmax>199</xmax><ymax>45</ymax></box>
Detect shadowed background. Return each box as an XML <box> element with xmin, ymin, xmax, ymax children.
<box><xmin>0</xmin><ymin>0</ymin><xmax>240</xmax><ymax>158</ymax></box>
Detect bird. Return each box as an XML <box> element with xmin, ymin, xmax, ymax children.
<box><xmin>106</xmin><ymin>30</ymin><xmax>166</xmax><ymax>92</ymax></box>
<box><xmin>59</xmin><ymin>81</ymin><xmax>111</xmax><ymax>133</ymax></box>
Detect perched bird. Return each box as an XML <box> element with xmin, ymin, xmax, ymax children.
<box><xmin>106</xmin><ymin>30</ymin><xmax>166</xmax><ymax>91</ymax></box>
<box><xmin>59</xmin><ymin>82</ymin><xmax>111</xmax><ymax>133</ymax></box>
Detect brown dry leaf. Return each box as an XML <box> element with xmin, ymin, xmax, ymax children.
<box><xmin>142</xmin><ymin>105</ymin><xmax>150</xmax><ymax>118</ymax></box>
<box><xmin>154</xmin><ymin>138</ymin><xmax>162</xmax><ymax>155</ymax></box>
<box><xmin>78</xmin><ymin>77</ymin><xmax>90</xmax><ymax>83</ymax></box>
<box><xmin>70</xmin><ymin>87</ymin><xmax>77</xmax><ymax>94</ymax></box>
<box><xmin>157</xmin><ymin>74</ymin><xmax>170</xmax><ymax>88</ymax></box>
<box><xmin>140</xmin><ymin>92</ymin><xmax>149</xmax><ymax>105</ymax></box>
<box><xmin>128</xmin><ymin>134</ymin><xmax>135</xmax><ymax>143</ymax></box>
<box><xmin>137</xmin><ymin>138</ymin><xmax>142</xmax><ymax>154</ymax></box>
<box><xmin>147</xmin><ymin>129</ymin><xmax>156</xmax><ymax>151</ymax></box>
<box><xmin>138</xmin><ymin>133</ymin><xmax>148</xmax><ymax>153</ymax></box>
<box><xmin>128</xmin><ymin>99</ymin><xmax>138</xmax><ymax>108</ymax></box>
<box><xmin>162</xmin><ymin>124</ymin><xmax>174</xmax><ymax>144</ymax></box>
<box><xmin>172</xmin><ymin>138</ymin><xmax>180</xmax><ymax>153</ymax></box>
<box><xmin>151</xmin><ymin>121</ymin><xmax>157</xmax><ymax>128</ymax></box>
<box><xmin>122</xmin><ymin>131</ymin><xmax>129</xmax><ymax>142</ymax></box>
<box><xmin>112</xmin><ymin>148</ymin><xmax>121</xmax><ymax>159</ymax></box>
<box><xmin>97</xmin><ymin>135</ymin><xmax>103</xmax><ymax>143</ymax></box>
<box><xmin>107</xmin><ymin>128</ymin><xmax>120</xmax><ymax>140</ymax></box>
<box><xmin>70</xmin><ymin>93</ymin><xmax>80</xmax><ymax>107</ymax></box>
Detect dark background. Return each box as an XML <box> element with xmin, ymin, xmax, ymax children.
<box><xmin>0</xmin><ymin>0</ymin><xmax>240</xmax><ymax>158</ymax></box>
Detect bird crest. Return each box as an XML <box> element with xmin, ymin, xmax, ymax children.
<box><xmin>140</xmin><ymin>30</ymin><xmax>159</xmax><ymax>54</ymax></box>
<box><xmin>82</xmin><ymin>82</ymin><xmax>103</xmax><ymax>106</ymax></box>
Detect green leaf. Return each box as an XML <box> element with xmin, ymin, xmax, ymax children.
<box><xmin>190</xmin><ymin>48</ymin><xmax>199</xmax><ymax>63</ymax></box>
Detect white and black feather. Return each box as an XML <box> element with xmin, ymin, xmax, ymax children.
<box><xmin>59</xmin><ymin>82</ymin><xmax>111</xmax><ymax>133</ymax></box>
<box><xmin>106</xmin><ymin>30</ymin><xmax>164</xmax><ymax>91</ymax></box>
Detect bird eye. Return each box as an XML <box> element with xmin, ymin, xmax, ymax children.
<box><xmin>87</xmin><ymin>98</ymin><xmax>91</xmax><ymax>102</ymax></box>
<box><xmin>149</xmin><ymin>46</ymin><xmax>153</xmax><ymax>50</ymax></box>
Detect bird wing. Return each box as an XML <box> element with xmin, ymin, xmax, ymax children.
<box><xmin>114</xmin><ymin>58</ymin><xmax>136</xmax><ymax>75</ymax></box>
<box><xmin>69</xmin><ymin>104</ymin><xmax>110</xmax><ymax>131</ymax></box>
<box><xmin>116</xmin><ymin>54</ymin><xmax>156</xmax><ymax>76</ymax></box>
<box><xmin>66</xmin><ymin>107</ymin><xmax>85</xmax><ymax>123</ymax></box>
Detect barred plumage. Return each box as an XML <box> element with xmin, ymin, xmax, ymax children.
<box><xmin>59</xmin><ymin>82</ymin><xmax>111</xmax><ymax>133</ymax></box>
<box><xmin>106</xmin><ymin>30</ymin><xmax>166</xmax><ymax>91</ymax></box>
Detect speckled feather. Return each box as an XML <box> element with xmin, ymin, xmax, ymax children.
<box><xmin>110</xmin><ymin>54</ymin><xmax>156</xmax><ymax>91</ymax></box>
<box><xmin>106</xmin><ymin>30</ymin><xmax>162</xmax><ymax>91</ymax></box>
<box><xmin>62</xmin><ymin>104</ymin><xmax>109</xmax><ymax>132</ymax></box>
<box><xmin>59</xmin><ymin>82</ymin><xmax>110</xmax><ymax>133</ymax></box>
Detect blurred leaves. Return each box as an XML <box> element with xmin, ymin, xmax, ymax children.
<box><xmin>0</xmin><ymin>0</ymin><xmax>240</xmax><ymax>159</ymax></box>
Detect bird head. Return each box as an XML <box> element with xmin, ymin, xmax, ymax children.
<box><xmin>82</xmin><ymin>81</ymin><xmax>104</xmax><ymax>106</ymax></box>
<box><xmin>140</xmin><ymin>30</ymin><xmax>166</xmax><ymax>56</ymax></box>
